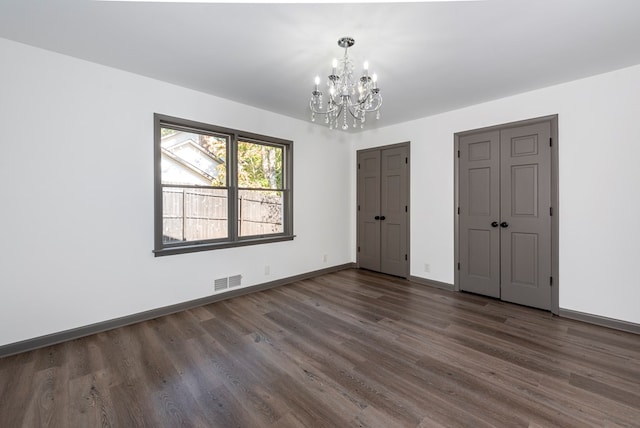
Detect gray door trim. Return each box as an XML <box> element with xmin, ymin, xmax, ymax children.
<box><xmin>357</xmin><ymin>141</ymin><xmax>411</xmax><ymax>278</ymax></box>
<box><xmin>454</xmin><ymin>115</ymin><xmax>559</xmax><ymax>314</ymax></box>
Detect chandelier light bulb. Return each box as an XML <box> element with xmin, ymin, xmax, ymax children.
<box><xmin>363</xmin><ymin>61</ymin><xmax>369</xmax><ymax>76</ymax></box>
<box><xmin>372</xmin><ymin>73</ymin><xmax>378</xmax><ymax>88</ymax></box>
<box><xmin>332</xmin><ymin>58</ymin><xmax>338</xmax><ymax>74</ymax></box>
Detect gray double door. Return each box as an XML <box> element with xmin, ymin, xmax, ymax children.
<box><xmin>357</xmin><ymin>144</ymin><xmax>409</xmax><ymax>278</ymax></box>
<box><xmin>459</xmin><ymin>121</ymin><xmax>552</xmax><ymax>310</ymax></box>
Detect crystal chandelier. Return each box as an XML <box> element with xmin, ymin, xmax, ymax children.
<box><xmin>309</xmin><ymin>37</ymin><xmax>382</xmax><ymax>130</ymax></box>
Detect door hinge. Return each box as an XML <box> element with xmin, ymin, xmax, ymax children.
<box><xmin>405</xmin><ymin>205</ymin><xmax>408</xmax><ymax>213</ymax></box>
<box><xmin>457</xmin><ymin>150</ymin><xmax>460</xmax><ymax>158</ymax></box>
<box><xmin>549</xmin><ymin>137</ymin><xmax>553</xmax><ymax>147</ymax></box>
<box><xmin>405</xmin><ymin>254</ymin><xmax>408</xmax><ymax>261</ymax></box>
<box><xmin>550</xmin><ymin>206</ymin><xmax>553</xmax><ymax>216</ymax></box>
<box><xmin>550</xmin><ymin>276</ymin><xmax>553</xmax><ymax>286</ymax></box>
<box><xmin>405</xmin><ymin>157</ymin><xmax>408</xmax><ymax>164</ymax></box>
<box><xmin>457</xmin><ymin>206</ymin><xmax>460</xmax><ymax>215</ymax></box>
<box><xmin>358</xmin><ymin>163</ymin><xmax>361</xmax><ymax>169</ymax></box>
<box><xmin>358</xmin><ymin>205</ymin><xmax>360</xmax><ymax>211</ymax></box>
<box><xmin>457</xmin><ymin>262</ymin><xmax>461</xmax><ymax>271</ymax></box>
<box><xmin>358</xmin><ymin>246</ymin><xmax>360</xmax><ymax>252</ymax></box>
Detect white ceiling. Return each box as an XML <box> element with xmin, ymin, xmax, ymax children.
<box><xmin>1</xmin><ymin>0</ymin><xmax>640</xmax><ymax>131</ymax></box>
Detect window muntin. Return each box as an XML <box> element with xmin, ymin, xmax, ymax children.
<box><xmin>154</xmin><ymin>114</ymin><xmax>293</xmax><ymax>255</ymax></box>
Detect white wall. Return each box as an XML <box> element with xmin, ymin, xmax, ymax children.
<box><xmin>353</xmin><ymin>63</ymin><xmax>640</xmax><ymax>325</ymax></box>
<box><xmin>0</xmin><ymin>38</ymin><xmax>354</xmax><ymax>347</ymax></box>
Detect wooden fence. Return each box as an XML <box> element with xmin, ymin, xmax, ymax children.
<box><xmin>162</xmin><ymin>187</ymin><xmax>282</xmax><ymax>242</ymax></box>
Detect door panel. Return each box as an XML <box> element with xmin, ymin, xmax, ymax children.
<box><xmin>510</xmin><ymin>232</ymin><xmax>538</xmax><ymax>286</ymax></box>
<box><xmin>511</xmin><ymin>165</ymin><xmax>538</xmax><ymax>216</ymax></box>
<box><xmin>500</xmin><ymin>123</ymin><xmax>551</xmax><ymax>310</ymax></box>
<box><xmin>380</xmin><ymin>146</ymin><xmax>408</xmax><ymax>277</ymax></box>
<box><xmin>459</xmin><ymin>131</ymin><xmax>501</xmax><ymax>298</ymax></box>
<box><xmin>358</xmin><ymin>150</ymin><xmax>381</xmax><ymax>271</ymax></box>
<box><xmin>469</xmin><ymin>167</ymin><xmax>492</xmax><ymax>215</ymax></box>
<box><xmin>467</xmin><ymin>229</ymin><xmax>492</xmax><ymax>278</ymax></box>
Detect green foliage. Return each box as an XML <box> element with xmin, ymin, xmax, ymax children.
<box><xmin>238</xmin><ymin>141</ymin><xmax>283</xmax><ymax>189</ymax></box>
<box><xmin>161</xmin><ymin>128</ymin><xmax>178</xmax><ymax>137</ymax></box>
<box><xmin>198</xmin><ymin>135</ymin><xmax>227</xmax><ymax>186</ymax></box>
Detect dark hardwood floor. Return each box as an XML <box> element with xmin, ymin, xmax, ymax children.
<box><xmin>1</xmin><ymin>269</ymin><xmax>639</xmax><ymax>427</ymax></box>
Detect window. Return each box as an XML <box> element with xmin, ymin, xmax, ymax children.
<box><xmin>154</xmin><ymin>114</ymin><xmax>293</xmax><ymax>256</ymax></box>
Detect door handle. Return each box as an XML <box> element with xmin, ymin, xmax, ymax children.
<box><xmin>491</xmin><ymin>221</ymin><xmax>499</xmax><ymax>228</ymax></box>
<box><xmin>380</xmin><ymin>216</ymin><xmax>386</xmax><ymax>221</ymax></box>
<box><xmin>500</xmin><ymin>222</ymin><xmax>509</xmax><ymax>228</ymax></box>
<box><xmin>374</xmin><ymin>215</ymin><xmax>380</xmax><ymax>220</ymax></box>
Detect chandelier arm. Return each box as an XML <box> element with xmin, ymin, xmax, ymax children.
<box><xmin>357</xmin><ymin>95</ymin><xmax>383</xmax><ymax>113</ymax></box>
<box><xmin>309</xmin><ymin>99</ymin><xmax>340</xmax><ymax>115</ymax></box>
<box><xmin>346</xmin><ymin>105</ymin><xmax>360</xmax><ymax>120</ymax></box>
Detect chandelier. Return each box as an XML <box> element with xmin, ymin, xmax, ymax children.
<box><xmin>309</xmin><ymin>37</ymin><xmax>382</xmax><ymax>130</ymax></box>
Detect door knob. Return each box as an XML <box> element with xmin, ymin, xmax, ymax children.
<box><xmin>374</xmin><ymin>216</ymin><xmax>380</xmax><ymax>220</ymax></box>
<box><xmin>491</xmin><ymin>221</ymin><xmax>499</xmax><ymax>228</ymax></box>
<box><xmin>380</xmin><ymin>216</ymin><xmax>386</xmax><ymax>221</ymax></box>
<box><xmin>500</xmin><ymin>222</ymin><xmax>509</xmax><ymax>228</ymax></box>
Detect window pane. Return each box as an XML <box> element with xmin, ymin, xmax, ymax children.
<box><xmin>161</xmin><ymin>128</ymin><xmax>227</xmax><ymax>186</ymax></box>
<box><xmin>238</xmin><ymin>190</ymin><xmax>283</xmax><ymax>237</ymax></box>
<box><xmin>237</xmin><ymin>141</ymin><xmax>282</xmax><ymax>189</ymax></box>
<box><xmin>163</xmin><ymin>187</ymin><xmax>228</xmax><ymax>243</ymax></box>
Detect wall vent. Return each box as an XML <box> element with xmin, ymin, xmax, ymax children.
<box><xmin>214</xmin><ymin>277</ymin><xmax>228</xmax><ymax>292</ymax></box>
<box><xmin>228</xmin><ymin>275</ymin><xmax>242</xmax><ymax>288</ymax></box>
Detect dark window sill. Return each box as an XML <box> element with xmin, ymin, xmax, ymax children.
<box><xmin>153</xmin><ymin>235</ymin><xmax>296</xmax><ymax>257</ymax></box>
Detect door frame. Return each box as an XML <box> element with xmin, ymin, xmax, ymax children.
<box><xmin>454</xmin><ymin>115</ymin><xmax>559</xmax><ymax>314</ymax></box>
<box><xmin>356</xmin><ymin>141</ymin><xmax>411</xmax><ymax>278</ymax></box>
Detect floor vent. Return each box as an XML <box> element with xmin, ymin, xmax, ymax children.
<box><xmin>214</xmin><ymin>277</ymin><xmax>228</xmax><ymax>292</ymax></box>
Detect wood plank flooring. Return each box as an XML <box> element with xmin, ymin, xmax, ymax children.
<box><xmin>1</xmin><ymin>268</ymin><xmax>639</xmax><ymax>427</ymax></box>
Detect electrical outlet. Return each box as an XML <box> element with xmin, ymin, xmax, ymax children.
<box><xmin>424</xmin><ymin>263</ymin><xmax>431</xmax><ymax>273</ymax></box>
<box><xmin>264</xmin><ymin>265</ymin><xmax>270</xmax><ymax>275</ymax></box>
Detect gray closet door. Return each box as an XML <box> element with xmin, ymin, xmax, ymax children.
<box><xmin>380</xmin><ymin>146</ymin><xmax>409</xmax><ymax>277</ymax></box>
<box><xmin>357</xmin><ymin>144</ymin><xmax>409</xmax><ymax>277</ymax></box>
<box><xmin>500</xmin><ymin>122</ymin><xmax>552</xmax><ymax>310</ymax></box>
<box><xmin>458</xmin><ymin>121</ymin><xmax>552</xmax><ymax>311</ymax></box>
<box><xmin>459</xmin><ymin>131</ymin><xmax>501</xmax><ymax>298</ymax></box>
<box><xmin>357</xmin><ymin>150</ymin><xmax>382</xmax><ymax>271</ymax></box>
